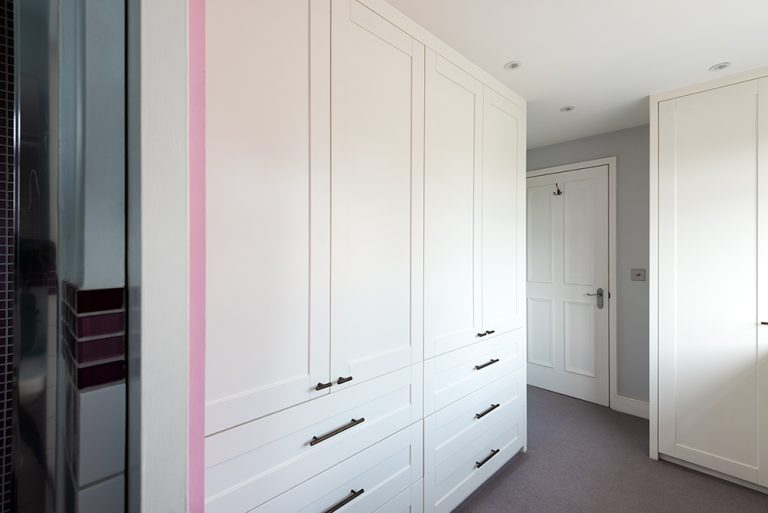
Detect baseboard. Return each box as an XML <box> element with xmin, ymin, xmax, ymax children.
<box><xmin>610</xmin><ymin>394</ymin><xmax>649</xmax><ymax>419</ymax></box>
<box><xmin>660</xmin><ymin>454</ymin><xmax>768</xmax><ymax>495</ymax></box>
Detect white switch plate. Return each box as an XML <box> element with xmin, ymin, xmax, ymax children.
<box><xmin>631</xmin><ymin>269</ymin><xmax>646</xmax><ymax>281</ymax></box>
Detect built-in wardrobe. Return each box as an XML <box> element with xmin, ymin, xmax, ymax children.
<box><xmin>651</xmin><ymin>69</ymin><xmax>768</xmax><ymax>487</ymax></box>
<box><xmin>203</xmin><ymin>0</ymin><xmax>527</xmax><ymax>511</ymax></box>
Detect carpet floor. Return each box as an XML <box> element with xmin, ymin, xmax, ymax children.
<box><xmin>454</xmin><ymin>386</ymin><xmax>768</xmax><ymax>513</ymax></box>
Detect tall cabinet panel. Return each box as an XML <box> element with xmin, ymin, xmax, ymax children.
<box><xmin>481</xmin><ymin>88</ymin><xmax>525</xmax><ymax>336</ymax></box>
<box><xmin>758</xmin><ymin>77</ymin><xmax>768</xmax><ymax>488</ymax></box>
<box><xmin>330</xmin><ymin>0</ymin><xmax>425</xmax><ymax>386</ymax></box>
<box><xmin>423</xmin><ymin>51</ymin><xmax>482</xmax><ymax>359</ymax></box>
<box><xmin>657</xmin><ymin>80</ymin><xmax>760</xmax><ymax>482</ymax></box>
<box><xmin>205</xmin><ymin>0</ymin><xmax>331</xmax><ymax>434</ymax></box>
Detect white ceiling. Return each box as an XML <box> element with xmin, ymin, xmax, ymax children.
<box><xmin>386</xmin><ymin>0</ymin><xmax>768</xmax><ymax>148</ymax></box>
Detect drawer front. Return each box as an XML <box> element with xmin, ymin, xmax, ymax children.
<box><xmin>252</xmin><ymin>423</ymin><xmax>423</xmax><ymax>513</ymax></box>
<box><xmin>424</xmin><ymin>393</ymin><xmax>525</xmax><ymax>513</ymax></box>
<box><xmin>424</xmin><ymin>367</ymin><xmax>523</xmax><ymax>472</ymax></box>
<box><xmin>206</xmin><ymin>366</ymin><xmax>423</xmax><ymax>512</ymax></box>
<box><xmin>374</xmin><ymin>480</ymin><xmax>423</xmax><ymax>513</ymax></box>
<box><xmin>424</xmin><ymin>329</ymin><xmax>523</xmax><ymax>415</ymax></box>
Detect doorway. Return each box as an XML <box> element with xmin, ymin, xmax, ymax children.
<box><xmin>526</xmin><ymin>158</ymin><xmax>616</xmax><ymax>406</ymax></box>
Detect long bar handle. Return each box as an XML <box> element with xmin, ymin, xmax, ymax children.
<box><xmin>475</xmin><ymin>449</ymin><xmax>500</xmax><ymax>468</ymax></box>
<box><xmin>475</xmin><ymin>403</ymin><xmax>500</xmax><ymax>419</ymax></box>
<box><xmin>310</xmin><ymin>418</ymin><xmax>365</xmax><ymax>446</ymax></box>
<box><xmin>323</xmin><ymin>489</ymin><xmax>365</xmax><ymax>513</ymax></box>
<box><xmin>474</xmin><ymin>358</ymin><xmax>499</xmax><ymax>371</ymax></box>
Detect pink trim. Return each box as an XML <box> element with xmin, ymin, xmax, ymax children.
<box><xmin>188</xmin><ymin>0</ymin><xmax>206</xmax><ymax>510</ymax></box>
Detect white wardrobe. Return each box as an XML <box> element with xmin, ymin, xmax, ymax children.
<box><xmin>204</xmin><ymin>1</ymin><xmax>527</xmax><ymax>512</ymax></box>
<box><xmin>651</xmin><ymin>69</ymin><xmax>768</xmax><ymax>487</ymax></box>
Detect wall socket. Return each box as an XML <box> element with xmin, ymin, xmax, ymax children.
<box><xmin>631</xmin><ymin>269</ymin><xmax>646</xmax><ymax>282</ymax></box>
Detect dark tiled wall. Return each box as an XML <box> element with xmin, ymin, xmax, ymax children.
<box><xmin>62</xmin><ymin>283</ymin><xmax>126</xmax><ymax>390</ymax></box>
<box><xmin>0</xmin><ymin>1</ymin><xmax>12</xmax><ymax>511</ymax></box>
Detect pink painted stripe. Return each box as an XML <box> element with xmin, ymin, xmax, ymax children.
<box><xmin>188</xmin><ymin>0</ymin><xmax>206</xmax><ymax>510</ymax></box>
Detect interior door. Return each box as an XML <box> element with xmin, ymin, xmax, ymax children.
<box><xmin>760</xmin><ymin>77</ymin><xmax>768</xmax><ymax>488</ymax></box>
<box><xmin>330</xmin><ymin>0</ymin><xmax>424</xmax><ymax>387</ymax></box>
<box><xmin>481</xmin><ymin>88</ymin><xmax>525</xmax><ymax>336</ymax></box>
<box><xmin>205</xmin><ymin>0</ymin><xmax>331</xmax><ymax>434</ymax></box>
<box><xmin>526</xmin><ymin>165</ymin><xmax>609</xmax><ymax>406</ymax></box>
<box><xmin>423</xmin><ymin>50</ymin><xmax>482</xmax><ymax>359</ymax></box>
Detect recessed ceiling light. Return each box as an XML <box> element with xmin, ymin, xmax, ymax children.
<box><xmin>560</xmin><ymin>106</ymin><xmax>576</xmax><ymax>112</ymax></box>
<box><xmin>709</xmin><ymin>62</ymin><xmax>731</xmax><ymax>72</ymax></box>
<box><xmin>504</xmin><ymin>61</ymin><xmax>521</xmax><ymax>70</ymax></box>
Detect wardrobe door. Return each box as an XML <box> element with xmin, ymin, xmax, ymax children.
<box><xmin>424</xmin><ymin>51</ymin><xmax>482</xmax><ymax>359</ymax></box>
<box><xmin>759</xmin><ymin>77</ymin><xmax>768</xmax><ymax>488</ymax></box>
<box><xmin>330</xmin><ymin>0</ymin><xmax>424</xmax><ymax>387</ymax></box>
<box><xmin>658</xmin><ymin>80</ymin><xmax>759</xmax><ymax>483</ymax></box>
<box><xmin>205</xmin><ymin>0</ymin><xmax>331</xmax><ymax>434</ymax></box>
<box><xmin>480</xmin><ymin>88</ymin><xmax>525</xmax><ymax>336</ymax></box>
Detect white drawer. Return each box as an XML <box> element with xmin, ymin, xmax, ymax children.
<box><xmin>374</xmin><ymin>480</ymin><xmax>423</xmax><ymax>513</ymax></box>
<box><xmin>424</xmin><ymin>388</ymin><xmax>525</xmax><ymax>513</ymax></box>
<box><xmin>206</xmin><ymin>366</ymin><xmax>423</xmax><ymax>512</ymax></box>
<box><xmin>424</xmin><ymin>367</ymin><xmax>524</xmax><ymax>473</ymax></box>
<box><xmin>252</xmin><ymin>423</ymin><xmax>423</xmax><ymax>513</ymax></box>
<box><xmin>424</xmin><ymin>330</ymin><xmax>523</xmax><ymax>415</ymax></box>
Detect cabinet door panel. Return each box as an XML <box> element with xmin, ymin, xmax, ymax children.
<box><xmin>424</xmin><ymin>51</ymin><xmax>482</xmax><ymax>359</ymax></box>
<box><xmin>658</xmin><ymin>81</ymin><xmax>759</xmax><ymax>482</ymax></box>
<box><xmin>331</xmin><ymin>0</ymin><xmax>424</xmax><ymax>386</ymax></box>
<box><xmin>205</xmin><ymin>0</ymin><xmax>331</xmax><ymax>434</ymax></box>
<box><xmin>481</xmin><ymin>88</ymin><xmax>524</xmax><ymax>335</ymax></box>
<box><xmin>760</xmin><ymin>77</ymin><xmax>768</xmax><ymax>488</ymax></box>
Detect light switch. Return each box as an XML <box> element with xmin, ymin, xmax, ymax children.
<box><xmin>631</xmin><ymin>269</ymin><xmax>646</xmax><ymax>282</ymax></box>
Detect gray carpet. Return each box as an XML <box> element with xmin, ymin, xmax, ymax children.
<box><xmin>454</xmin><ymin>386</ymin><xmax>768</xmax><ymax>513</ymax></box>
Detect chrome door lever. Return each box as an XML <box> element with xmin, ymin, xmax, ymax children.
<box><xmin>586</xmin><ymin>288</ymin><xmax>604</xmax><ymax>309</ymax></box>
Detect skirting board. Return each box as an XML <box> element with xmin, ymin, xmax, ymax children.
<box><xmin>660</xmin><ymin>454</ymin><xmax>768</xmax><ymax>495</ymax></box>
<box><xmin>611</xmin><ymin>394</ymin><xmax>649</xmax><ymax>419</ymax></box>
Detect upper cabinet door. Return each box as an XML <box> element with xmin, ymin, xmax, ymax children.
<box><xmin>481</xmin><ymin>88</ymin><xmax>525</xmax><ymax>335</ymax></box>
<box><xmin>205</xmin><ymin>0</ymin><xmax>331</xmax><ymax>434</ymax></box>
<box><xmin>330</xmin><ymin>0</ymin><xmax>425</xmax><ymax>387</ymax></box>
<box><xmin>423</xmin><ymin>51</ymin><xmax>482</xmax><ymax>358</ymax></box>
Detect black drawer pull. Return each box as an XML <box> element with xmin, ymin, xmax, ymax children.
<box><xmin>323</xmin><ymin>489</ymin><xmax>364</xmax><ymax>513</ymax></box>
<box><xmin>337</xmin><ymin>376</ymin><xmax>353</xmax><ymax>385</ymax></box>
<box><xmin>315</xmin><ymin>381</ymin><xmax>333</xmax><ymax>391</ymax></box>
<box><xmin>474</xmin><ymin>358</ymin><xmax>499</xmax><ymax>371</ymax></box>
<box><xmin>475</xmin><ymin>403</ymin><xmax>500</xmax><ymax>419</ymax></box>
<box><xmin>475</xmin><ymin>449</ymin><xmax>500</xmax><ymax>468</ymax></box>
<box><xmin>476</xmin><ymin>332</ymin><xmax>487</xmax><ymax>338</ymax></box>
<box><xmin>485</xmin><ymin>330</ymin><xmax>495</xmax><ymax>335</ymax></box>
<box><xmin>761</xmin><ymin>322</ymin><xmax>768</xmax><ymax>325</ymax></box>
<box><xmin>310</xmin><ymin>418</ymin><xmax>365</xmax><ymax>446</ymax></box>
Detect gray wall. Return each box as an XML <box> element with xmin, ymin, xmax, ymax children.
<box><xmin>527</xmin><ymin>124</ymin><xmax>649</xmax><ymax>402</ymax></box>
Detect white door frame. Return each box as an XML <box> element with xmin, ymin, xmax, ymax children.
<box><xmin>528</xmin><ymin>157</ymin><xmax>640</xmax><ymax>417</ymax></box>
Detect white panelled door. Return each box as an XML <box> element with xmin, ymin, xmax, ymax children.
<box><xmin>205</xmin><ymin>0</ymin><xmax>331</xmax><ymax>434</ymax></box>
<box><xmin>526</xmin><ymin>165</ymin><xmax>609</xmax><ymax>406</ymax></box>
<box><xmin>423</xmin><ymin>50</ymin><xmax>481</xmax><ymax>359</ymax></box>
<box><xmin>330</xmin><ymin>0</ymin><xmax>424</xmax><ymax>387</ymax></box>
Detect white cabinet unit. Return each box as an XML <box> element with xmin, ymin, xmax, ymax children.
<box><xmin>204</xmin><ymin>0</ymin><xmax>527</xmax><ymax>510</ymax></box>
<box><xmin>652</xmin><ymin>69</ymin><xmax>768</xmax><ymax>487</ymax></box>
<box><xmin>423</xmin><ymin>55</ymin><xmax>526</xmax><ymax>360</ymax></box>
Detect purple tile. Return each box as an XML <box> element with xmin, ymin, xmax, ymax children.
<box><xmin>78</xmin><ymin>336</ymin><xmax>125</xmax><ymax>364</ymax></box>
<box><xmin>77</xmin><ymin>361</ymin><xmax>126</xmax><ymax>390</ymax></box>
<box><xmin>75</xmin><ymin>312</ymin><xmax>125</xmax><ymax>338</ymax></box>
<box><xmin>75</xmin><ymin>287</ymin><xmax>124</xmax><ymax>313</ymax></box>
